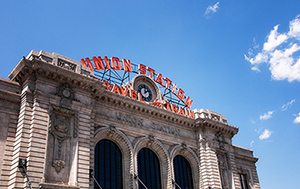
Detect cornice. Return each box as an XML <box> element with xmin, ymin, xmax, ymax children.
<box><xmin>0</xmin><ymin>89</ymin><xmax>21</xmax><ymax>103</ymax></box>
<box><xmin>195</xmin><ymin>118</ymin><xmax>239</xmax><ymax>137</ymax></box>
<box><xmin>234</xmin><ymin>153</ymin><xmax>259</xmax><ymax>163</ymax></box>
<box><xmin>9</xmin><ymin>57</ymin><xmax>105</xmax><ymax>97</ymax></box>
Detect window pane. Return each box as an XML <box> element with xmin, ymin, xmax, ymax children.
<box><xmin>174</xmin><ymin>155</ymin><xmax>194</xmax><ymax>189</ymax></box>
<box><xmin>239</xmin><ymin>174</ymin><xmax>249</xmax><ymax>189</ymax></box>
<box><xmin>137</xmin><ymin>148</ymin><xmax>161</xmax><ymax>189</ymax></box>
<box><xmin>94</xmin><ymin>139</ymin><xmax>122</xmax><ymax>189</ymax></box>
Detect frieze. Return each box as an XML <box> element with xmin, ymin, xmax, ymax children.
<box><xmin>149</xmin><ymin>122</ymin><xmax>181</xmax><ymax>136</ymax></box>
<box><xmin>115</xmin><ymin>112</ymin><xmax>182</xmax><ymax>137</ymax></box>
<box><xmin>115</xmin><ymin>112</ymin><xmax>144</xmax><ymax>127</ymax></box>
<box><xmin>98</xmin><ymin>108</ymin><xmax>185</xmax><ymax>137</ymax></box>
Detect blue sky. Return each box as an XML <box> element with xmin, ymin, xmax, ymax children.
<box><xmin>1</xmin><ymin>1</ymin><xmax>300</xmax><ymax>188</ymax></box>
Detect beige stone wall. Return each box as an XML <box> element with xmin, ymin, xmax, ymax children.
<box><xmin>234</xmin><ymin>146</ymin><xmax>260</xmax><ymax>189</ymax></box>
<box><xmin>0</xmin><ymin>50</ymin><xmax>260</xmax><ymax>189</ymax></box>
<box><xmin>0</xmin><ymin>78</ymin><xmax>20</xmax><ymax>188</ymax></box>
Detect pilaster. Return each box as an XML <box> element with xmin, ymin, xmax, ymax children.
<box><xmin>76</xmin><ymin>106</ymin><xmax>93</xmax><ymax>189</ymax></box>
<box><xmin>8</xmin><ymin>77</ymin><xmax>35</xmax><ymax>189</ymax></box>
<box><xmin>25</xmin><ymin>90</ymin><xmax>50</xmax><ymax>188</ymax></box>
<box><xmin>199</xmin><ymin>136</ymin><xmax>222</xmax><ymax>189</ymax></box>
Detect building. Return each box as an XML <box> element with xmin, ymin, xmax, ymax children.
<box><xmin>0</xmin><ymin>50</ymin><xmax>260</xmax><ymax>189</ymax></box>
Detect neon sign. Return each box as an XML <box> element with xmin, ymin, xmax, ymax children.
<box><xmin>80</xmin><ymin>56</ymin><xmax>194</xmax><ymax>118</ymax></box>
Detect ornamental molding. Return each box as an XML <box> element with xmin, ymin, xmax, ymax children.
<box><xmin>196</xmin><ymin>119</ymin><xmax>239</xmax><ymax>137</ymax></box>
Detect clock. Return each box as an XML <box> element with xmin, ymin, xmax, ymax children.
<box><xmin>132</xmin><ymin>75</ymin><xmax>161</xmax><ymax>103</ymax></box>
<box><xmin>137</xmin><ymin>84</ymin><xmax>153</xmax><ymax>102</ymax></box>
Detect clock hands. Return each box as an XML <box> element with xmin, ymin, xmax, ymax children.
<box><xmin>137</xmin><ymin>84</ymin><xmax>152</xmax><ymax>102</ymax></box>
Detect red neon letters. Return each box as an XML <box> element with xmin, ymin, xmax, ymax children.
<box><xmin>81</xmin><ymin>55</ymin><xmax>194</xmax><ymax>112</ymax></box>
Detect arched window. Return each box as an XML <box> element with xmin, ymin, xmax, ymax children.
<box><xmin>173</xmin><ymin>155</ymin><xmax>194</xmax><ymax>189</ymax></box>
<box><xmin>137</xmin><ymin>148</ymin><xmax>161</xmax><ymax>189</ymax></box>
<box><xmin>94</xmin><ymin>139</ymin><xmax>122</xmax><ymax>189</ymax></box>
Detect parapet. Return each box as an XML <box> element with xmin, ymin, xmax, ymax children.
<box><xmin>24</xmin><ymin>50</ymin><xmax>92</xmax><ymax>77</ymax></box>
<box><xmin>194</xmin><ymin>108</ymin><xmax>228</xmax><ymax>124</ymax></box>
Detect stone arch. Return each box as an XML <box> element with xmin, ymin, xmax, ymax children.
<box><xmin>169</xmin><ymin>143</ymin><xmax>201</xmax><ymax>189</ymax></box>
<box><xmin>133</xmin><ymin>135</ymin><xmax>172</xmax><ymax>189</ymax></box>
<box><xmin>94</xmin><ymin>126</ymin><xmax>134</xmax><ymax>189</ymax></box>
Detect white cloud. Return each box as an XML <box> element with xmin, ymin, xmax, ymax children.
<box><xmin>250</xmin><ymin>140</ymin><xmax>254</xmax><ymax>147</ymax></box>
<box><xmin>251</xmin><ymin>66</ymin><xmax>260</xmax><ymax>72</ymax></box>
<box><xmin>204</xmin><ymin>2</ymin><xmax>219</xmax><ymax>18</ymax></box>
<box><xmin>293</xmin><ymin>113</ymin><xmax>300</xmax><ymax>123</ymax></box>
<box><xmin>281</xmin><ymin>99</ymin><xmax>296</xmax><ymax>111</ymax></box>
<box><xmin>260</xmin><ymin>111</ymin><xmax>274</xmax><ymax>120</ymax></box>
<box><xmin>245</xmin><ymin>15</ymin><xmax>300</xmax><ymax>82</ymax></box>
<box><xmin>269</xmin><ymin>44</ymin><xmax>300</xmax><ymax>82</ymax></box>
<box><xmin>259</xmin><ymin>129</ymin><xmax>273</xmax><ymax>140</ymax></box>
<box><xmin>245</xmin><ymin>52</ymin><xmax>269</xmax><ymax>65</ymax></box>
<box><xmin>263</xmin><ymin>25</ymin><xmax>288</xmax><ymax>52</ymax></box>
<box><xmin>288</xmin><ymin>16</ymin><xmax>300</xmax><ymax>39</ymax></box>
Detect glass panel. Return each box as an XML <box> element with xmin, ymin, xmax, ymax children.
<box><xmin>137</xmin><ymin>148</ymin><xmax>161</xmax><ymax>189</ymax></box>
<box><xmin>174</xmin><ymin>155</ymin><xmax>194</xmax><ymax>189</ymax></box>
<box><xmin>94</xmin><ymin>139</ymin><xmax>122</xmax><ymax>189</ymax></box>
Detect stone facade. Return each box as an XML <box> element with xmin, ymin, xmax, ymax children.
<box><xmin>0</xmin><ymin>50</ymin><xmax>260</xmax><ymax>189</ymax></box>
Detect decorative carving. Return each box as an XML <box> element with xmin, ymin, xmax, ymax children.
<box><xmin>180</xmin><ymin>143</ymin><xmax>187</xmax><ymax>154</ymax></box>
<box><xmin>148</xmin><ymin>134</ymin><xmax>155</xmax><ymax>142</ymax></box>
<box><xmin>181</xmin><ymin>142</ymin><xmax>187</xmax><ymax>149</ymax></box>
<box><xmin>215</xmin><ymin>131</ymin><xmax>224</xmax><ymax>142</ymax></box>
<box><xmin>52</xmin><ymin>160</ymin><xmax>66</xmax><ymax>173</ymax></box>
<box><xmin>56</xmin><ymin>83</ymin><xmax>78</xmax><ymax>108</ymax></box>
<box><xmin>50</xmin><ymin>115</ymin><xmax>71</xmax><ymax>140</ymax></box>
<box><xmin>107</xmin><ymin>125</ymin><xmax>117</xmax><ymax>137</ymax></box>
<box><xmin>211</xmin><ymin>114</ymin><xmax>220</xmax><ymax>121</ymax></box>
<box><xmin>50</xmin><ymin>113</ymin><xmax>71</xmax><ymax>173</ymax></box>
<box><xmin>48</xmin><ymin>105</ymin><xmax>77</xmax><ymax>174</ymax></box>
<box><xmin>215</xmin><ymin>131</ymin><xmax>227</xmax><ymax>149</ymax></box>
<box><xmin>109</xmin><ymin>125</ymin><xmax>117</xmax><ymax>133</ymax></box>
<box><xmin>147</xmin><ymin>135</ymin><xmax>155</xmax><ymax>146</ymax></box>
<box><xmin>57</xmin><ymin>59</ymin><xmax>76</xmax><ymax>72</ymax></box>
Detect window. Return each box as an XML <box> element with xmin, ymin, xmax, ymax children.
<box><xmin>137</xmin><ymin>148</ymin><xmax>161</xmax><ymax>189</ymax></box>
<box><xmin>94</xmin><ymin>139</ymin><xmax>122</xmax><ymax>189</ymax></box>
<box><xmin>239</xmin><ymin>174</ymin><xmax>249</xmax><ymax>189</ymax></box>
<box><xmin>173</xmin><ymin>155</ymin><xmax>194</xmax><ymax>189</ymax></box>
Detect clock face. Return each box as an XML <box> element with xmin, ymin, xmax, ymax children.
<box><xmin>137</xmin><ymin>84</ymin><xmax>153</xmax><ymax>102</ymax></box>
